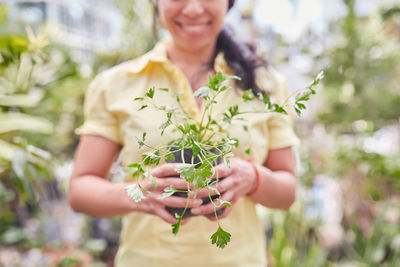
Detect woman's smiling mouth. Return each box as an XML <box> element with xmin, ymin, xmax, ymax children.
<box><xmin>177</xmin><ymin>22</ymin><xmax>211</xmax><ymax>36</ymax></box>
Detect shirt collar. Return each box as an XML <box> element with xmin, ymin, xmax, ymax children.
<box><xmin>126</xmin><ymin>39</ymin><xmax>234</xmax><ymax>75</ymax></box>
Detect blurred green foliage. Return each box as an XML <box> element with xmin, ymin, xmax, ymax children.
<box><xmin>269</xmin><ymin>1</ymin><xmax>400</xmax><ymax>266</ymax></box>
<box><xmin>317</xmin><ymin>1</ymin><xmax>400</xmax><ymax>132</ymax></box>
<box><xmin>269</xmin><ymin>204</ymin><xmax>328</xmax><ymax>267</ymax></box>
<box><xmin>0</xmin><ymin>1</ymin><xmax>152</xmax><ymax>265</ymax></box>
<box><xmin>0</xmin><ymin>4</ymin><xmax>87</xmax><ymax>246</ymax></box>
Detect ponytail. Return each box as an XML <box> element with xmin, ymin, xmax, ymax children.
<box><xmin>212</xmin><ymin>26</ymin><xmax>266</xmax><ymax>95</ymax></box>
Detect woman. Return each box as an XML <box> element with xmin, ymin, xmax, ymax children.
<box><xmin>68</xmin><ymin>0</ymin><xmax>299</xmax><ymax>266</ymax></box>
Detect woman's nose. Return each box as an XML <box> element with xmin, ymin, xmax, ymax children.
<box><xmin>182</xmin><ymin>0</ymin><xmax>204</xmax><ymax>17</ymax></box>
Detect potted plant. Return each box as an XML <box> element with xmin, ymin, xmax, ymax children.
<box><xmin>124</xmin><ymin>71</ymin><xmax>324</xmax><ymax>248</ymax></box>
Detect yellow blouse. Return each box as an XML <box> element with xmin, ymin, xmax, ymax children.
<box><xmin>77</xmin><ymin>40</ymin><xmax>299</xmax><ymax>267</ymax></box>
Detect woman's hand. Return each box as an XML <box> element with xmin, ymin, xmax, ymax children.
<box><xmin>190</xmin><ymin>157</ymin><xmax>258</xmax><ymax>220</ymax></box>
<box><xmin>134</xmin><ymin>163</ymin><xmax>203</xmax><ymax>225</ymax></box>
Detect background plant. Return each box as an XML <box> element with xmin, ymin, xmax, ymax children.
<box><xmin>267</xmin><ymin>1</ymin><xmax>400</xmax><ymax>266</ymax></box>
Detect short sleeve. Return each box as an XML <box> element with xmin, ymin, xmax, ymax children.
<box><xmin>256</xmin><ymin>67</ymin><xmax>300</xmax><ymax>149</ymax></box>
<box><xmin>75</xmin><ymin>73</ymin><xmax>122</xmax><ymax>144</ymax></box>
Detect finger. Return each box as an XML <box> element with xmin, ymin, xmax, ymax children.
<box><xmin>162</xmin><ymin>196</ymin><xmax>203</xmax><ymax>208</ymax></box>
<box><xmin>151</xmin><ymin>163</ymin><xmax>181</xmax><ymax>178</ymax></box>
<box><xmin>141</xmin><ymin>178</ymin><xmax>187</xmax><ymax>192</ymax></box>
<box><xmin>155</xmin><ymin>207</ymin><xmax>179</xmax><ymax>224</ymax></box>
<box><xmin>190</xmin><ymin>187</ymin><xmax>220</xmax><ymax>199</ymax></box>
<box><xmin>212</xmin><ymin>164</ymin><xmax>232</xmax><ymax>179</ymax></box>
<box><xmin>203</xmin><ymin>193</ymin><xmax>234</xmax><ymax>221</ymax></box>
<box><xmin>215</xmin><ymin>177</ymin><xmax>237</xmax><ymax>193</ymax></box>
<box><xmin>155</xmin><ymin>177</ymin><xmax>191</xmax><ymax>190</ymax></box>
<box><xmin>190</xmin><ymin>197</ymin><xmax>223</xmax><ymax>216</ymax></box>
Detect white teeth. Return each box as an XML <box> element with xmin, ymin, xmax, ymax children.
<box><xmin>182</xmin><ymin>25</ymin><xmax>205</xmax><ymax>33</ymax></box>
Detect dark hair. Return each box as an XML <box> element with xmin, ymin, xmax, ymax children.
<box><xmin>213</xmin><ymin>0</ymin><xmax>267</xmax><ymax>94</ymax></box>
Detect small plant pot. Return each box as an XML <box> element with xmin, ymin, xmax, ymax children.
<box><xmin>166</xmin><ymin>148</ymin><xmax>225</xmax><ymax>218</ymax></box>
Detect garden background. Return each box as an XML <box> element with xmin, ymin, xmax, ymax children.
<box><xmin>0</xmin><ymin>0</ymin><xmax>399</xmax><ymax>266</ymax></box>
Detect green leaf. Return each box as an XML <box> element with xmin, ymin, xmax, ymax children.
<box><xmin>138</xmin><ymin>104</ymin><xmax>148</xmax><ymax>111</ymax></box>
<box><xmin>167</xmin><ymin>111</ymin><xmax>173</xmax><ymax>120</ymax></box>
<box><xmin>193</xmin><ymin>86</ymin><xmax>212</xmax><ymax>99</ymax></box>
<box><xmin>135</xmin><ymin>136</ymin><xmax>145</xmax><ymax>148</ymax></box>
<box><xmin>145</xmin><ymin>168</ymin><xmax>157</xmax><ymax>188</ymax></box>
<box><xmin>142</xmin><ymin>151</ymin><xmax>161</xmax><ymax>165</ymax></box>
<box><xmin>146</xmin><ymin>87</ymin><xmax>155</xmax><ymax>99</ymax></box>
<box><xmin>257</xmin><ymin>92</ymin><xmax>271</xmax><ymax>105</ymax></box>
<box><xmin>164</xmin><ymin>152</ymin><xmax>175</xmax><ymax>161</ymax></box>
<box><xmin>229</xmin><ymin>105</ymin><xmax>239</xmax><ymax>117</ymax></box>
<box><xmin>223</xmin><ymin>105</ymin><xmax>240</xmax><ymax>123</ymax></box>
<box><xmin>219</xmin><ymin>200</ymin><xmax>231</xmax><ymax>207</ymax></box>
<box><xmin>159</xmin><ymin>120</ymin><xmax>171</xmax><ymax>135</ymax></box>
<box><xmin>223</xmin><ymin>114</ymin><xmax>231</xmax><ymax>124</ymax></box>
<box><xmin>158</xmin><ymin>185</ymin><xmax>177</xmax><ymax>199</ymax></box>
<box><xmin>244</xmin><ymin>148</ymin><xmax>251</xmax><ymax>155</ymax></box>
<box><xmin>174</xmin><ymin>163</ymin><xmax>212</xmax><ymax>187</ymax></box>
<box><xmin>125</xmin><ymin>183</ymin><xmax>146</xmax><ymax>202</ymax></box>
<box><xmin>272</xmin><ymin>104</ymin><xmax>288</xmax><ymax>115</ymax></box>
<box><xmin>295</xmin><ymin>91</ymin><xmax>312</xmax><ymax>102</ymax></box>
<box><xmin>177</xmin><ymin>123</ymin><xmax>191</xmax><ymax>134</ymax></box>
<box><xmin>307</xmin><ymin>70</ymin><xmax>324</xmax><ymax>88</ymax></box>
<box><xmin>173</xmin><ymin>163</ymin><xmax>192</xmax><ymax>174</ymax></box>
<box><xmin>227</xmin><ymin>139</ymin><xmax>237</xmax><ymax>146</ymax></box>
<box><xmin>125</xmin><ymin>163</ymin><xmax>144</xmax><ymax>177</ymax></box>
<box><xmin>192</xmin><ymin>165</ymin><xmax>213</xmax><ymax>187</ymax></box>
<box><xmin>158</xmin><ymin>88</ymin><xmax>169</xmax><ymax>91</ymax></box>
<box><xmin>174</xmin><ymin>164</ymin><xmax>196</xmax><ymax>179</ymax></box>
<box><xmin>210</xmin><ymin>226</ymin><xmax>231</xmax><ymax>248</ymax></box>
<box><xmin>242</xmin><ymin>89</ymin><xmax>255</xmax><ymax>101</ymax></box>
<box><xmin>134</xmin><ymin>97</ymin><xmax>144</xmax><ymax>101</ymax></box>
<box><xmin>208</xmin><ymin>72</ymin><xmax>226</xmax><ymax>90</ymax></box>
<box><xmin>192</xmin><ymin>140</ymin><xmax>202</xmax><ymax>158</ymax></box>
<box><xmin>297</xmin><ymin>103</ymin><xmax>306</xmax><ymax>110</ymax></box>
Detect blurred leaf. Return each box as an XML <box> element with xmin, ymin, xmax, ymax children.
<box><xmin>0</xmin><ymin>112</ymin><xmax>53</xmax><ymax>134</ymax></box>
<box><xmin>11</xmin><ymin>149</ymin><xmax>26</xmax><ymax>178</ymax></box>
<box><xmin>0</xmin><ymin>139</ymin><xmax>18</xmax><ymax>160</ymax></box>
<box><xmin>1</xmin><ymin>227</ymin><xmax>25</xmax><ymax>244</ymax></box>
<box><xmin>59</xmin><ymin>257</ymin><xmax>80</xmax><ymax>267</ymax></box>
<box><xmin>0</xmin><ymin>4</ymin><xmax>8</xmax><ymax>25</ymax></box>
<box><xmin>0</xmin><ymin>35</ymin><xmax>28</xmax><ymax>52</ymax></box>
<box><xmin>0</xmin><ymin>88</ymin><xmax>44</xmax><ymax>107</ymax></box>
<box><xmin>85</xmin><ymin>238</ymin><xmax>107</xmax><ymax>254</ymax></box>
